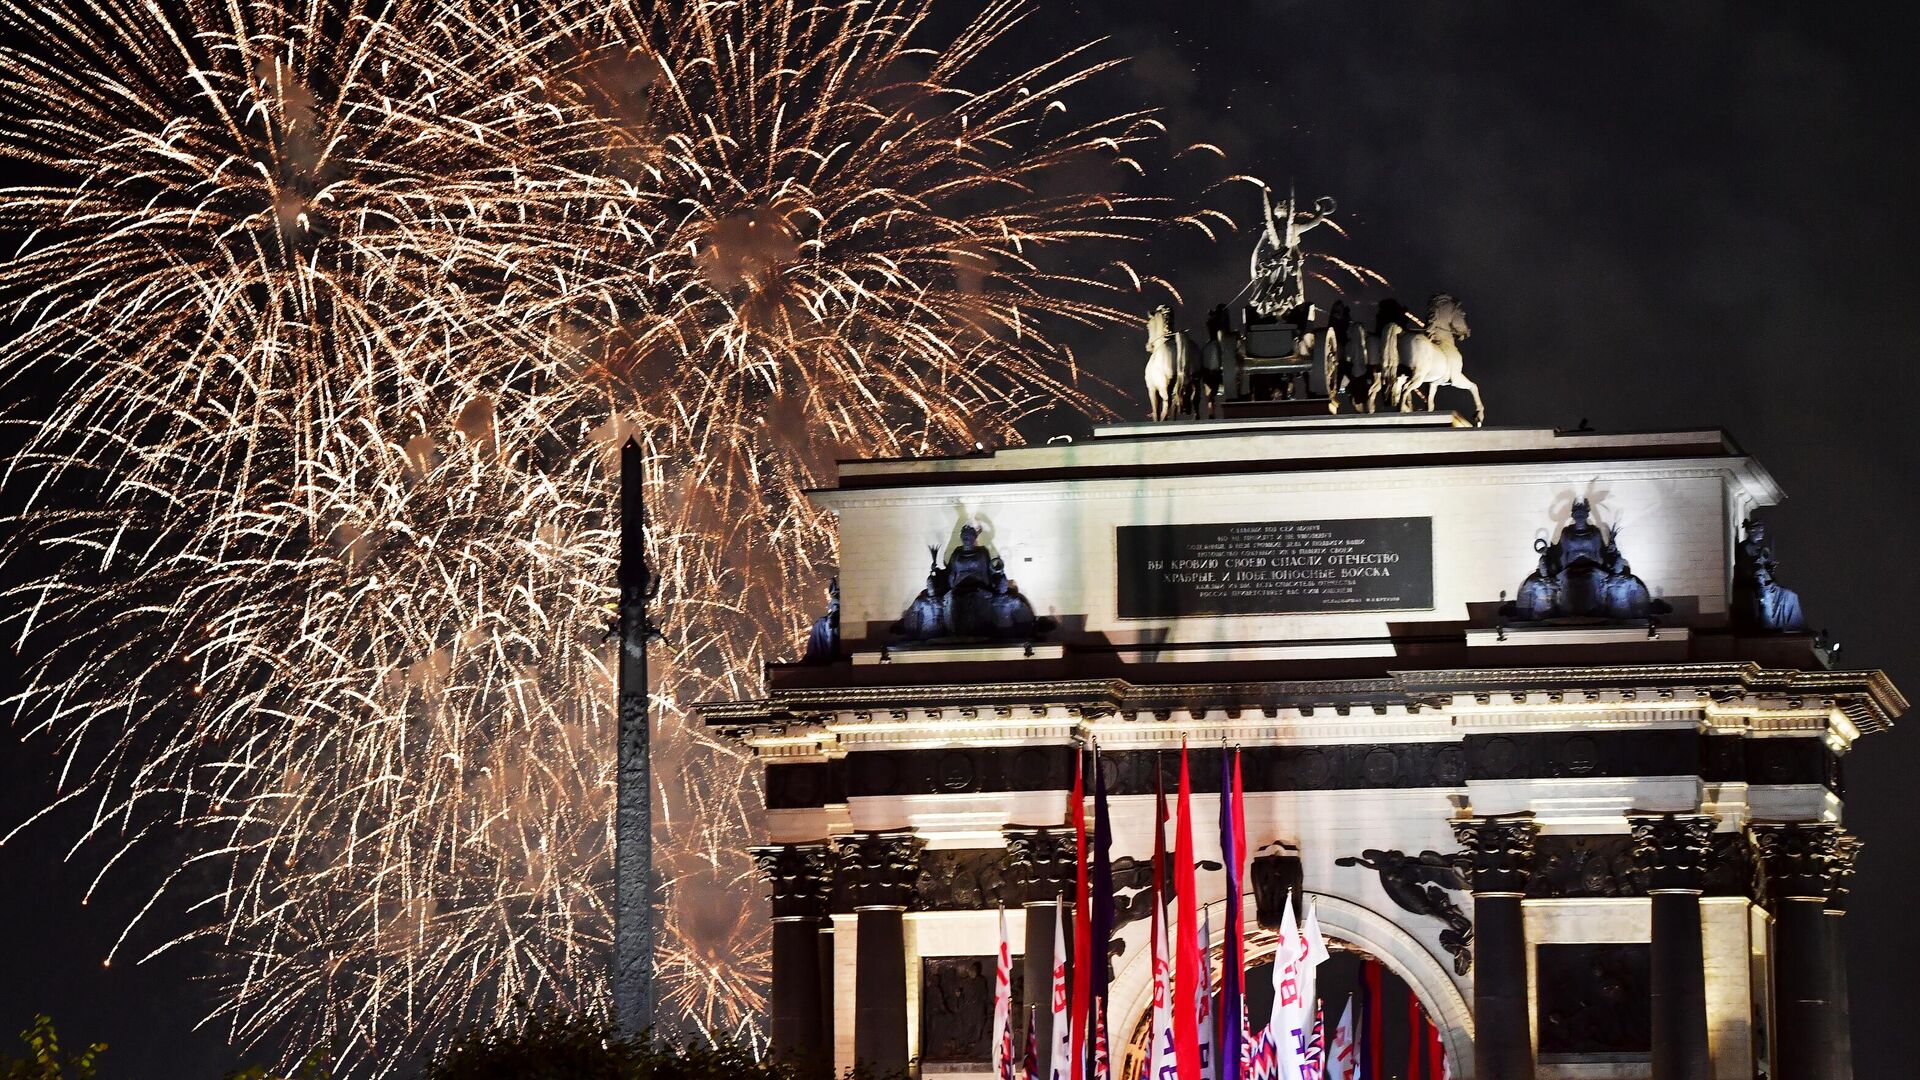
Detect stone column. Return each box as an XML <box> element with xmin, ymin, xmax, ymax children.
<box><xmin>1452</xmin><ymin>814</ymin><xmax>1540</xmax><ymax>1080</ymax></box>
<box><xmin>752</xmin><ymin>842</ymin><xmax>834</xmax><ymax>1066</ymax></box>
<box><xmin>1826</xmin><ymin>832</ymin><xmax>1862</xmax><ymax>1080</ymax></box>
<box><xmin>1752</xmin><ymin>822</ymin><xmax>1842</xmax><ymax>1080</ymax></box>
<box><xmin>1629</xmin><ymin>814</ymin><xmax>1715</xmax><ymax>1080</ymax></box>
<box><xmin>1005</xmin><ymin>825</ymin><xmax>1077</xmax><ymax>1058</ymax></box>
<box><xmin>836</xmin><ymin>830</ymin><xmax>925</xmax><ymax>1076</ymax></box>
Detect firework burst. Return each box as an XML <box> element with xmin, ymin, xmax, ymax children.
<box><xmin>0</xmin><ymin>0</ymin><xmax>1194</xmax><ymax>1071</ymax></box>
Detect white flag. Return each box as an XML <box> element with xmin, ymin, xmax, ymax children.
<box><xmin>1270</xmin><ymin>894</ymin><xmax>1312</xmax><ymax>1080</ymax></box>
<box><xmin>993</xmin><ymin>908</ymin><xmax>1015</xmax><ymax>1080</ymax></box>
<box><xmin>1048</xmin><ymin>906</ymin><xmax>1072</xmax><ymax>1080</ymax></box>
<box><xmin>1326</xmin><ymin>996</ymin><xmax>1356</xmax><ymax>1080</ymax></box>
<box><xmin>1197</xmin><ymin>907</ymin><xmax>1217</xmax><ymax>1080</ymax></box>
<box><xmin>1299</xmin><ymin>898</ymin><xmax>1331</xmax><ymax>1032</ymax></box>
<box><xmin>1149</xmin><ymin>895</ymin><xmax>1174</xmax><ymax>1080</ymax></box>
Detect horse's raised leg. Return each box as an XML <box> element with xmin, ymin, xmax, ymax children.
<box><xmin>1450</xmin><ymin>373</ymin><xmax>1486</xmax><ymax>426</ymax></box>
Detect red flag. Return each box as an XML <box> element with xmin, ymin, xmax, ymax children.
<box><xmin>1406</xmin><ymin>994</ymin><xmax>1422</xmax><ymax>1080</ymax></box>
<box><xmin>1425</xmin><ymin>1010</ymin><xmax>1445</xmax><ymax>1080</ymax></box>
<box><xmin>1174</xmin><ymin>744</ymin><xmax>1201</xmax><ymax>1080</ymax></box>
<box><xmin>1070</xmin><ymin>750</ymin><xmax>1090</xmax><ymax>1080</ymax></box>
<box><xmin>1363</xmin><ymin>959</ymin><xmax>1383</xmax><ymax>1080</ymax></box>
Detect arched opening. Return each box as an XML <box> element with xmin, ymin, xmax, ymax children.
<box><xmin>1114</xmin><ymin>897</ymin><xmax>1472</xmax><ymax>1080</ymax></box>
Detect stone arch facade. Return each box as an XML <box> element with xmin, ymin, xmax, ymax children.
<box><xmin>1109</xmin><ymin>891</ymin><xmax>1475</xmax><ymax>1080</ymax></box>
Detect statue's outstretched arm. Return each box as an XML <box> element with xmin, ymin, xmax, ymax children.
<box><xmin>1261</xmin><ymin>184</ymin><xmax>1282</xmax><ymax>248</ymax></box>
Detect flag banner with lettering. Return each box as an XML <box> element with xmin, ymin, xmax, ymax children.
<box><xmin>1198</xmin><ymin>906</ymin><xmax>1216</xmax><ymax>1080</ymax></box>
<box><xmin>993</xmin><ymin>907</ymin><xmax>1015</xmax><ymax>1080</ymax></box>
<box><xmin>1300</xmin><ymin>899</ymin><xmax>1330</xmax><ymax>1030</ymax></box>
<box><xmin>1049</xmin><ymin>905</ymin><xmax>1071</xmax><ymax>1080</ymax></box>
<box><xmin>1326</xmin><ymin>996</ymin><xmax>1356</xmax><ymax>1080</ymax></box>
<box><xmin>1269</xmin><ymin>894</ymin><xmax>1311</xmax><ymax>1080</ymax></box>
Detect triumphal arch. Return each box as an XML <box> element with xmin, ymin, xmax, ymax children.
<box><xmin>703</xmin><ymin>404</ymin><xmax>1898</xmax><ymax>1080</ymax></box>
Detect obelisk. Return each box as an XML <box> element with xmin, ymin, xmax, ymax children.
<box><xmin>615</xmin><ymin>436</ymin><xmax>656</xmax><ymax>1038</ymax></box>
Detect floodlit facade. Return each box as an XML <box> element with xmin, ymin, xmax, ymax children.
<box><xmin>703</xmin><ymin>409</ymin><xmax>1900</xmax><ymax>1080</ymax></box>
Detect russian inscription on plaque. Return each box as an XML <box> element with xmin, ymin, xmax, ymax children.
<box><xmin>1116</xmin><ymin>517</ymin><xmax>1433</xmax><ymax>617</ymax></box>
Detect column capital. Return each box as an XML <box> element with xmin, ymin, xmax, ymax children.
<box><xmin>1002</xmin><ymin>825</ymin><xmax>1076</xmax><ymax>905</ymax></box>
<box><xmin>1450</xmin><ymin>813</ymin><xmax>1540</xmax><ymax>896</ymax></box>
<box><xmin>1627</xmin><ymin>813</ymin><xmax>1715</xmax><ymax>894</ymax></box>
<box><xmin>1750</xmin><ymin>822</ymin><xmax>1842</xmax><ymax>903</ymax></box>
<box><xmin>1827</xmin><ymin>830</ymin><xmax>1864</xmax><ymax>913</ymax></box>
<box><xmin>751</xmin><ymin>842</ymin><xmax>834</xmax><ymax>921</ymax></box>
<box><xmin>834</xmin><ymin>830</ymin><xmax>926</xmax><ymax>910</ymax></box>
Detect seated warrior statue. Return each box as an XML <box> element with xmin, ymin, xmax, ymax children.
<box><xmin>1511</xmin><ymin>537</ymin><xmax>1562</xmax><ymax>621</ymax></box>
<box><xmin>1598</xmin><ymin>545</ymin><xmax>1655</xmax><ymax>619</ymax></box>
<box><xmin>988</xmin><ymin>562</ymin><xmax>1037</xmax><ymax>637</ymax></box>
<box><xmin>891</xmin><ymin>525</ymin><xmax>1048</xmax><ymax>643</ymax></box>
<box><xmin>894</xmin><ymin>552</ymin><xmax>948</xmax><ymax>639</ymax></box>
<box><xmin>1501</xmin><ymin>500</ymin><xmax>1669</xmax><ymax>622</ymax></box>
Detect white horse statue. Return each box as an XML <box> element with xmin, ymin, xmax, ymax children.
<box><xmin>1144</xmin><ymin>304</ymin><xmax>1200</xmax><ymax>421</ymax></box>
<box><xmin>1377</xmin><ymin>294</ymin><xmax>1484</xmax><ymax>425</ymax></box>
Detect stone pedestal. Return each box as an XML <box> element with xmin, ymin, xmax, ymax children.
<box><xmin>1753</xmin><ymin>823</ymin><xmax>1842</xmax><ymax>1080</ymax></box>
<box><xmin>836</xmin><ymin>831</ymin><xmax>924</xmax><ymax>1075</ymax></box>
<box><xmin>1005</xmin><ymin>825</ymin><xmax>1076</xmax><ymax>1057</ymax></box>
<box><xmin>752</xmin><ymin>843</ymin><xmax>834</xmax><ymax>1065</ymax></box>
<box><xmin>1453</xmin><ymin>815</ymin><xmax>1540</xmax><ymax>1080</ymax></box>
<box><xmin>1629</xmin><ymin>814</ymin><xmax>1714</xmax><ymax>1080</ymax></box>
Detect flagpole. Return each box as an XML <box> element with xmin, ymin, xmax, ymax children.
<box><xmin>1173</xmin><ymin>743</ymin><xmax>1201</xmax><ymax>1080</ymax></box>
<box><xmin>1220</xmin><ymin>742</ymin><xmax>1244</xmax><ymax>1080</ymax></box>
<box><xmin>1070</xmin><ymin>750</ymin><xmax>1090</xmax><ymax>1080</ymax></box>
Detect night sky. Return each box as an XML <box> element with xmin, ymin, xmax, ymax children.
<box><xmin>4</xmin><ymin>2</ymin><xmax>1918</xmax><ymax>1076</ymax></box>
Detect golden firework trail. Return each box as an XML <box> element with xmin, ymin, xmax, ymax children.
<box><xmin>0</xmin><ymin>0</ymin><xmax>1201</xmax><ymax>1071</ymax></box>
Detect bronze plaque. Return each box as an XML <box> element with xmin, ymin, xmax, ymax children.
<box><xmin>1116</xmin><ymin>517</ymin><xmax>1433</xmax><ymax>617</ymax></box>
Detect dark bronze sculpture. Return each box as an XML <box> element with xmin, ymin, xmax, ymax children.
<box><xmin>1336</xmin><ymin>848</ymin><xmax>1476</xmax><ymax>974</ymax></box>
<box><xmin>1499</xmin><ymin>500</ymin><xmax>1670</xmax><ymax>622</ymax></box>
<box><xmin>889</xmin><ymin>525</ymin><xmax>1050</xmax><ymax>643</ymax></box>
<box><xmin>801</xmin><ymin>577</ymin><xmax>840</xmax><ymax>664</ymax></box>
<box><xmin>1732</xmin><ymin>518</ymin><xmax>1807</xmax><ymax>631</ymax></box>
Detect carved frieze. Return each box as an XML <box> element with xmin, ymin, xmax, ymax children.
<box><xmin>1451</xmin><ymin>814</ymin><xmax>1540</xmax><ymax>895</ymax></box>
<box><xmin>912</xmin><ymin>848</ymin><xmax>1012</xmax><ymax>911</ymax></box>
<box><xmin>1528</xmin><ymin>835</ymin><xmax>1639</xmax><ymax>899</ymax></box>
<box><xmin>835</xmin><ymin>831</ymin><xmax>925</xmax><ymax>909</ymax></box>
<box><xmin>1627</xmin><ymin>814</ymin><xmax>1715</xmax><ymax>894</ymax></box>
<box><xmin>750</xmin><ymin>842</ymin><xmax>833</xmax><ymax>921</ymax></box>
